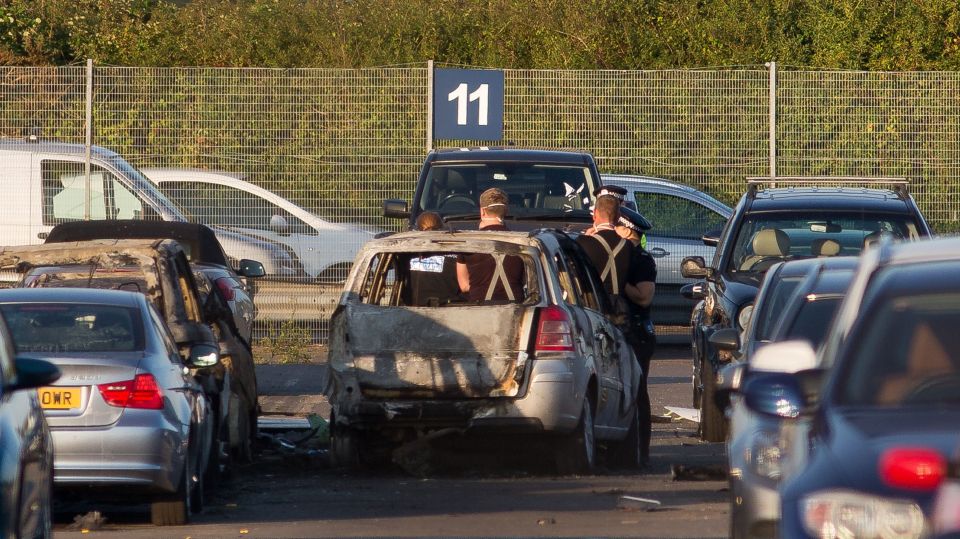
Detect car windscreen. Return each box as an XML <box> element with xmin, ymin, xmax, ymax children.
<box><xmin>839</xmin><ymin>292</ymin><xmax>960</xmax><ymax>407</ymax></box>
<box><xmin>21</xmin><ymin>266</ymin><xmax>149</xmax><ymax>295</ymax></box>
<box><xmin>728</xmin><ymin>212</ymin><xmax>920</xmax><ymax>274</ymax></box>
<box><xmin>1</xmin><ymin>303</ymin><xmax>145</xmax><ymax>352</ymax></box>
<box><xmin>418</xmin><ymin>164</ymin><xmax>597</xmax><ymax>218</ymax></box>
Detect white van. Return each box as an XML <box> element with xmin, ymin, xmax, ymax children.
<box><xmin>0</xmin><ymin>138</ymin><xmax>304</xmax><ymax>278</ymax></box>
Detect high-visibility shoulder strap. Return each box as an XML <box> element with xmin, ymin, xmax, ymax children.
<box><xmin>484</xmin><ymin>254</ymin><xmax>516</xmax><ymax>301</ymax></box>
<box><xmin>592</xmin><ymin>234</ymin><xmax>626</xmax><ymax>292</ymax></box>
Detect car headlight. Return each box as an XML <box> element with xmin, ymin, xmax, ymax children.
<box><xmin>801</xmin><ymin>490</ymin><xmax>924</xmax><ymax>539</ymax></box>
<box><xmin>745</xmin><ymin>430</ymin><xmax>782</xmax><ymax>481</ymax></box>
<box><xmin>737</xmin><ymin>303</ymin><xmax>754</xmax><ymax>331</ymax></box>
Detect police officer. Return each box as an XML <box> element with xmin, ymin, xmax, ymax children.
<box><xmin>580</xmin><ymin>187</ymin><xmax>657</xmax><ymax>465</ymax></box>
<box><xmin>456</xmin><ymin>188</ymin><xmax>524</xmax><ymax>302</ymax></box>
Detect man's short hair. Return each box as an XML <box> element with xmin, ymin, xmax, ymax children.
<box><xmin>594</xmin><ymin>195</ymin><xmax>621</xmax><ymax>222</ymax></box>
<box><xmin>480</xmin><ymin>188</ymin><xmax>509</xmax><ymax>218</ymax></box>
<box><xmin>416</xmin><ymin>211</ymin><xmax>443</xmax><ymax>231</ymax></box>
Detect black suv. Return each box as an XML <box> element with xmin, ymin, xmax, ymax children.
<box><xmin>681</xmin><ymin>178</ymin><xmax>932</xmax><ymax>442</ymax></box>
<box><xmin>383</xmin><ymin>147</ymin><xmax>603</xmax><ymax>231</ymax></box>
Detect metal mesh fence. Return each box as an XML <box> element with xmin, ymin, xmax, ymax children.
<box><xmin>0</xmin><ymin>63</ymin><xmax>958</xmax><ymax>341</ymax></box>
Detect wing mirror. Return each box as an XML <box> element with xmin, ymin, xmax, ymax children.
<box><xmin>237</xmin><ymin>259</ymin><xmax>266</xmax><ymax>278</ymax></box>
<box><xmin>681</xmin><ymin>281</ymin><xmax>707</xmax><ymax>300</ymax></box>
<box><xmin>8</xmin><ymin>357</ymin><xmax>61</xmax><ymax>392</ymax></box>
<box><xmin>184</xmin><ymin>343</ymin><xmax>219</xmax><ymax>369</ymax></box>
<box><xmin>709</xmin><ymin>327</ymin><xmax>740</xmax><ymax>352</ymax></box>
<box><xmin>681</xmin><ymin>256</ymin><xmax>712</xmax><ymax>279</ymax></box>
<box><xmin>383</xmin><ymin>199</ymin><xmax>410</xmax><ymax>219</ymax></box>
<box><xmin>270</xmin><ymin>214</ymin><xmax>290</xmax><ymax>236</ymax></box>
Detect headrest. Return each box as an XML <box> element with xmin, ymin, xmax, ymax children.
<box><xmin>753</xmin><ymin>229</ymin><xmax>790</xmax><ymax>257</ymax></box>
<box><xmin>811</xmin><ymin>238</ymin><xmax>841</xmax><ymax>257</ymax></box>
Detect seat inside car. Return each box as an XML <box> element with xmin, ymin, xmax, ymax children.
<box><xmin>739</xmin><ymin>228</ymin><xmax>790</xmax><ymax>271</ymax></box>
<box><xmin>811</xmin><ymin>238</ymin><xmax>841</xmax><ymax>257</ymax></box>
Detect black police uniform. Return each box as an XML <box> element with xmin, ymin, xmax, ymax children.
<box><xmin>577</xmin><ymin>226</ymin><xmax>657</xmax><ymax>465</ymax></box>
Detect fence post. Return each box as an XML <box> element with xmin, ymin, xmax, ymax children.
<box><xmin>84</xmin><ymin>58</ymin><xmax>93</xmax><ymax>220</ymax></box>
<box><xmin>767</xmin><ymin>61</ymin><xmax>777</xmax><ymax>179</ymax></box>
<box><xmin>426</xmin><ymin>59</ymin><xmax>434</xmax><ymax>152</ymax></box>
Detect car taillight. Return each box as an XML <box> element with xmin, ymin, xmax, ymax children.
<box><xmin>879</xmin><ymin>447</ymin><xmax>946</xmax><ymax>491</ymax></box>
<box><xmin>216</xmin><ymin>277</ymin><xmax>236</xmax><ymax>301</ymax></box>
<box><xmin>535</xmin><ymin>305</ymin><xmax>575</xmax><ymax>352</ymax></box>
<box><xmin>97</xmin><ymin>373</ymin><xmax>164</xmax><ymax>410</ymax></box>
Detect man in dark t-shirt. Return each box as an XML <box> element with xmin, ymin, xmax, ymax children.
<box><xmin>405</xmin><ymin>211</ymin><xmax>463</xmax><ymax>306</ymax></box>
<box><xmin>456</xmin><ymin>188</ymin><xmax>524</xmax><ymax>302</ymax></box>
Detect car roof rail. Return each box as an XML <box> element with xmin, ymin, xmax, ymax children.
<box><xmin>745</xmin><ymin>176</ymin><xmax>910</xmax><ymax>200</ymax></box>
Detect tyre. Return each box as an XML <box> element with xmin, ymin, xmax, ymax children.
<box><xmin>555</xmin><ymin>397</ymin><xmax>596</xmax><ymax>475</ymax></box>
<box><xmin>151</xmin><ymin>453</ymin><xmax>192</xmax><ymax>526</ymax></box>
<box><xmin>330</xmin><ymin>425</ymin><xmax>362</xmax><ymax>471</ymax></box>
<box><xmin>229</xmin><ymin>391</ymin><xmax>253</xmax><ymax>463</ymax></box>
<box><xmin>607</xmin><ymin>405</ymin><xmax>642</xmax><ymax>470</ymax></box>
<box><xmin>699</xmin><ymin>358</ymin><xmax>728</xmax><ymax>443</ymax></box>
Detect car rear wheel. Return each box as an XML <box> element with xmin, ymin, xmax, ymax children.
<box><xmin>699</xmin><ymin>359</ymin><xmax>728</xmax><ymax>443</ymax></box>
<box><xmin>229</xmin><ymin>392</ymin><xmax>253</xmax><ymax>463</ymax></box>
<box><xmin>151</xmin><ymin>452</ymin><xmax>192</xmax><ymax>526</ymax></box>
<box><xmin>555</xmin><ymin>397</ymin><xmax>596</xmax><ymax>475</ymax></box>
<box><xmin>331</xmin><ymin>425</ymin><xmax>363</xmax><ymax>471</ymax></box>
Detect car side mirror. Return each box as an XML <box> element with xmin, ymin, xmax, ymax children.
<box><xmin>8</xmin><ymin>357</ymin><xmax>61</xmax><ymax>392</ymax></box>
<box><xmin>237</xmin><ymin>259</ymin><xmax>266</xmax><ymax>279</ymax></box>
<box><xmin>702</xmin><ymin>229</ymin><xmax>721</xmax><ymax>247</ymax></box>
<box><xmin>709</xmin><ymin>327</ymin><xmax>740</xmax><ymax>352</ymax></box>
<box><xmin>681</xmin><ymin>281</ymin><xmax>706</xmax><ymax>300</ymax></box>
<box><xmin>270</xmin><ymin>214</ymin><xmax>290</xmax><ymax>236</ymax></box>
<box><xmin>681</xmin><ymin>256</ymin><xmax>711</xmax><ymax>279</ymax></box>
<box><xmin>742</xmin><ymin>371</ymin><xmax>811</xmax><ymax>419</ymax></box>
<box><xmin>184</xmin><ymin>343</ymin><xmax>219</xmax><ymax>369</ymax></box>
<box><xmin>383</xmin><ymin>199</ymin><xmax>410</xmax><ymax>219</ymax></box>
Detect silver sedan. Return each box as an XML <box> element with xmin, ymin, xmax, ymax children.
<box><xmin>0</xmin><ymin>288</ymin><xmax>218</xmax><ymax>526</ymax></box>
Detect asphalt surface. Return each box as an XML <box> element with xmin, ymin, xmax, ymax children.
<box><xmin>54</xmin><ymin>345</ymin><xmax>730</xmax><ymax>538</ymax></box>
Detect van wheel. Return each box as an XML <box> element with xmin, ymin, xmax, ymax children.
<box><xmin>151</xmin><ymin>453</ymin><xmax>192</xmax><ymax>526</ymax></box>
<box><xmin>699</xmin><ymin>359</ymin><xmax>728</xmax><ymax>443</ymax></box>
<box><xmin>608</xmin><ymin>404</ymin><xmax>642</xmax><ymax>470</ymax></box>
<box><xmin>556</xmin><ymin>397</ymin><xmax>596</xmax><ymax>475</ymax></box>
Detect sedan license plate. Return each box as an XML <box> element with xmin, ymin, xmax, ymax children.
<box><xmin>37</xmin><ymin>387</ymin><xmax>81</xmax><ymax>410</ymax></box>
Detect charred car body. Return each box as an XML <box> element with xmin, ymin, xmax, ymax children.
<box><xmin>326</xmin><ymin>229</ymin><xmax>644</xmax><ymax>474</ymax></box>
<box><xmin>0</xmin><ymin>239</ymin><xmax>253</xmax><ymax>475</ymax></box>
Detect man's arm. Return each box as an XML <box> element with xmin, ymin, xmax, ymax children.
<box><xmin>625</xmin><ymin>281</ymin><xmax>654</xmax><ymax>307</ymax></box>
<box><xmin>456</xmin><ymin>261</ymin><xmax>470</xmax><ymax>293</ymax></box>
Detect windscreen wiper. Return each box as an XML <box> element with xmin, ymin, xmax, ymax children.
<box><xmin>442</xmin><ymin>213</ymin><xmax>481</xmax><ymax>222</ymax></box>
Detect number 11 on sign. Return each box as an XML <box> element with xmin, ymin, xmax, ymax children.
<box><xmin>448</xmin><ymin>83</ymin><xmax>489</xmax><ymax>126</ymax></box>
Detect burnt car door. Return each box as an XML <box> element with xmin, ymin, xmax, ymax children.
<box><xmin>554</xmin><ymin>241</ymin><xmax>639</xmax><ymax>432</ymax></box>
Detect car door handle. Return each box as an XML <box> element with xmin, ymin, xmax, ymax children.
<box><xmin>649</xmin><ymin>247</ymin><xmax>669</xmax><ymax>258</ymax></box>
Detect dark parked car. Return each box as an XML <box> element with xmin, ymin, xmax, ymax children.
<box><xmin>327</xmin><ymin>229</ymin><xmax>644</xmax><ymax>474</ymax></box>
<box><xmin>0</xmin><ymin>288</ymin><xmax>217</xmax><ymax>526</ymax></box>
<box><xmin>0</xmin><ymin>310</ymin><xmax>58</xmax><ymax>539</ymax></box>
<box><xmin>742</xmin><ymin>236</ymin><xmax>960</xmax><ymax>539</ymax></box>
<box><xmin>603</xmin><ymin>174</ymin><xmax>732</xmax><ymax>326</ymax></box>
<box><xmin>681</xmin><ymin>177</ymin><xmax>932</xmax><ymax>442</ymax></box>
<box><xmin>383</xmin><ymin>147</ymin><xmax>603</xmax><ymax>232</ymax></box>
<box><xmin>714</xmin><ymin>257</ymin><xmax>857</xmax><ymax>539</ymax></box>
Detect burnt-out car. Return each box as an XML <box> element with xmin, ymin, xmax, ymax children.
<box><xmin>42</xmin><ymin>221</ymin><xmax>264</xmax><ymax>463</ymax></box>
<box><xmin>326</xmin><ymin>229</ymin><xmax>644</xmax><ymax>474</ymax></box>
<box><xmin>0</xmin><ymin>239</ymin><xmax>255</xmax><ymax>474</ymax></box>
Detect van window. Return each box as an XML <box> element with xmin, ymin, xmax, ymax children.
<box><xmin>42</xmin><ymin>161</ymin><xmax>156</xmax><ymax>224</ymax></box>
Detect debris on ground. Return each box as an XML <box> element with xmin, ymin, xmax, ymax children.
<box><xmin>671</xmin><ymin>464</ymin><xmax>727</xmax><ymax>481</ymax></box>
<box><xmin>537</xmin><ymin>517</ymin><xmax>557</xmax><ymax>526</ymax></box>
<box><xmin>67</xmin><ymin>511</ymin><xmax>107</xmax><ymax>531</ymax></box>
<box><xmin>391</xmin><ymin>428</ymin><xmax>463</xmax><ymax>476</ymax></box>
<box><xmin>663</xmin><ymin>406</ymin><xmax>700</xmax><ymax>423</ymax></box>
<box><xmin>254</xmin><ymin>413</ymin><xmax>331</xmax><ymax>468</ymax></box>
<box><xmin>592</xmin><ymin>487</ymin><xmax>626</xmax><ymax>496</ymax></box>
<box><xmin>618</xmin><ymin>495</ymin><xmax>662</xmax><ymax>511</ymax></box>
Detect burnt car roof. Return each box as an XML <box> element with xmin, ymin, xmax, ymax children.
<box><xmin>429</xmin><ymin>147</ymin><xmax>594</xmax><ymax>165</ymax></box>
<box><xmin>747</xmin><ymin>187</ymin><xmax>917</xmax><ymax>213</ymax></box>
<box><xmin>45</xmin><ymin>220</ymin><xmax>229</xmax><ymax>267</ymax></box>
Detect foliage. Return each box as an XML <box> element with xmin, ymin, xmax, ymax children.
<box><xmin>255</xmin><ymin>319</ymin><xmax>312</xmax><ymax>364</ymax></box>
<box><xmin>3</xmin><ymin>0</ymin><xmax>960</xmax><ymax>70</ymax></box>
